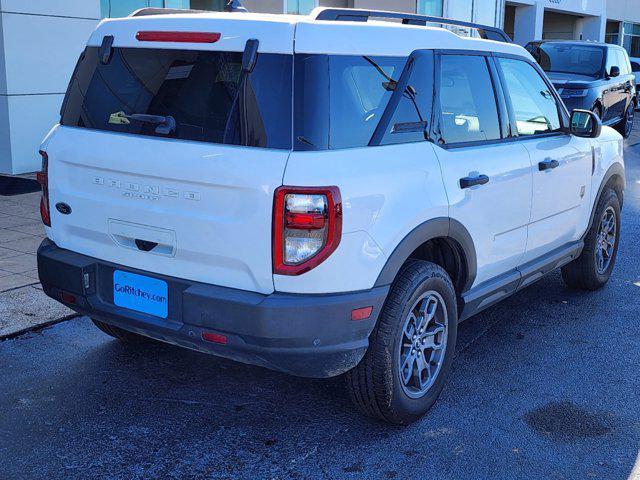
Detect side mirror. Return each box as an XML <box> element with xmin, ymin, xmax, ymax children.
<box><xmin>609</xmin><ymin>65</ymin><xmax>620</xmax><ymax>78</ymax></box>
<box><xmin>570</xmin><ymin>109</ymin><xmax>602</xmax><ymax>138</ymax></box>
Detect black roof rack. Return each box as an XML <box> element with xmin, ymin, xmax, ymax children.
<box><xmin>130</xmin><ymin>8</ymin><xmax>209</xmax><ymax>17</ymax></box>
<box><xmin>313</xmin><ymin>8</ymin><xmax>512</xmax><ymax>43</ymax></box>
<box><xmin>130</xmin><ymin>1</ymin><xmax>247</xmax><ymax>17</ymax></box>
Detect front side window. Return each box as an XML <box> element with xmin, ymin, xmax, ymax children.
<box><xmin>438</xmin><ymin>55</ymin><xmax>501</xmax><ymax>145</ymax></box>
<box><xmin>61</xmin><ymin>47</ymin><xmax>292</xmax><ymax>149</ymax></box>
<box><xmin>498</xmin><ymin>58</ymin><xmax>561</xmax><ymax>136</ymax></box>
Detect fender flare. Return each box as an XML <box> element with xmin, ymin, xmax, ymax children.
<box><xmin>587</xmin><ymin>162</ymin><xmax>625</xmax><ymax>231</ymax></box>
<box><xmin>374</xmin><ymin>217</ymin><xmax>477</xmax><ymax>293</ymax></box>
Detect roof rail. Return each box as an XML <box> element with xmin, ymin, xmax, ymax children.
<box><xmin>129</xmin><ymin>8</ymin><xmax>209</xmax><ymax>17</ymax></box>
<box><xmin>312</xmin><ymin>8</ymin><xmax>512</xmax><ymax>43</ymax></box>
<box><xmin>130</xmin><ymin>1</ymin><xmax>247</xmax><ymax>17</ymax></box>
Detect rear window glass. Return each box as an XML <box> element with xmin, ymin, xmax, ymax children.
<box><xmin>61</xmin><ymin>47</ymin><xmax>292</xmax><ymax>149</ymax></box>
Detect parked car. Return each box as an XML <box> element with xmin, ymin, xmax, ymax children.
<box><xmin>525</xmin><ymin>40</ymin><xmax>636</xmax><ymax>138</ymax></box>
<box><xmin>630</xmin><ymin>56</ymin><xmax>640</xmax><ymax>109</ymax></box>
<box><xmin>37</xmin><ymin>6</ymin><xmax>625</xmax><ymax>425</ymax></box>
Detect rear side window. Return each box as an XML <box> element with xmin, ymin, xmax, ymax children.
<box><xmin>328</xmin><ymin>56</ymin><xmax>406</xmax><ymax>149</ymax></box>
<box><xmin>437</xmin><ymin>55</ymin><xmax>501</xmax><ymax>145</ymax></box>
<box><xmin>61</xmin><ymin>47</ymin><xmax>293</xmax><ymax>149</ymax></box>
<box><xmin>631</xmin><ymin>61</ymin><xmax>640</xmax><ymax>72</ymax></box>
<box><xmin>498</xmin><ymin>58</ymin><xmax>561</xmax><ymax>136</ymax></box>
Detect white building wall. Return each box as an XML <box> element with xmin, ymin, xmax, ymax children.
<box><xmin>0</xmin><ymin>1</ymin><xmax>100</xmax><ymax>174</ymax></box>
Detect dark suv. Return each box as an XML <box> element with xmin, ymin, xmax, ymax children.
<box><xmin>526</xmin><ymin>41</ymin><xmax>636</xmax><ymax>138</ymax></box>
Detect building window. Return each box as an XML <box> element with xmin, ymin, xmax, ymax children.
<box><xmin>623</xmin><ymin>23</ymin><xmax>640</xmax><ymax>57</ymax></box>
<box><xmin>287</xmin><ymin>0</ymin><xmax>317</xmax><ymax>15</ymax></box>
<box><xmin>417</xmin><ymin>0</ymin><xmax>443</xmax><ymax>17</ymax></box>
<box><xmin>101</xmin><ymin>0</ymin><xmax>199</xmax><ymax>18</ymax></box>
<box><xmin>605</xmin><ymin>21</ymin><xmax>621</xmax><ymax>45</ymax></box>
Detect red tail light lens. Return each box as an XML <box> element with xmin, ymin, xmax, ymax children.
<box><xmin>273</xmin><ymin>186</ymin><xmax>342</xmax><ymax>276</ymax></box>
<box><xmin>37</xmin><ymin>150</ymin><xmax>50</xmax><ymax>227</ymax></box>
<box><xmin>136</xmin><ymin>31</ymin><xmax>221</xmax><ymax>43</ymax></box>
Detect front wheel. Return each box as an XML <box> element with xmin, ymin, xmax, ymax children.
<box><xmin>346</xmin><ymin>260</ymin><xmax>458</xmax><ymax>425</ymax></box>
<box><xmin>562</xmin><ymin>189</ymin><xmax>621</xmax><ymax>290</ymax></box>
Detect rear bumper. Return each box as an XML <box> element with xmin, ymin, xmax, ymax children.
<box><xmin>37</xmin><ymin>239</ymin><xmax>388</xmax><ymax>378</ymax></box>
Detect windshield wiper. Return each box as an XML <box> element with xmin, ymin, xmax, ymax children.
<box><xmin>109</xmin><ymin>111</ymin><xmax>176</xmax><ymax>135</ymax></box>
<box><xmin>223</xmin><ymin>39</ymin><xmax>259</xmax><ymax>145</ymax></box>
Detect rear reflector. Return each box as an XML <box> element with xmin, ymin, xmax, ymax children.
<box><xmin>136</xmin><ymin>31</ymin><xmax>221</xmax><ymax>43</ymax></box>
<box><xmin>351</xmin><ymin>306</ymin><xmax>373</xmax><ymax>321</ymax></box>
<box><xmin>60</xmin><ymin>292</ymin><xmax>76</xmax><ymax>305</ymax></box>
<box><xmin>202</xmin><ymin>332</ymin><xmax>228</xmax><ymax>345</ymax></box>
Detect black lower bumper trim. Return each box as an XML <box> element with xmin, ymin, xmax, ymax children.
<box><xmin>37</xmin><ymin>239</ymin><xmax>389</xmax><ymax>378</ymax></box>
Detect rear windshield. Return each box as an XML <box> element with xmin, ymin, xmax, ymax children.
<box><xmin>527</xmin><ymin>43</ymin><xmax>604</xmax><ymax>77</ymax></box>
<box><xmin>61</xmin><ymin>47</ymin><xmax>293</xmax><ymax>149</ymax></box>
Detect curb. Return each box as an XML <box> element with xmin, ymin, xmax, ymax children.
<box><xmin>0</xmin><ymin>313</ymin><xmax>80</xmax><ymax>342</ymax></box>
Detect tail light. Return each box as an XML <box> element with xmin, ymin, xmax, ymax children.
<box><xmin>36</xmin><ymin>150</ymin><xmax>50</xmax><ymax>227</ymax></box>
<box><xmin>273</xmin><ymin>187</ymin><xmax>342</xmax><ymax>276</ymax></box>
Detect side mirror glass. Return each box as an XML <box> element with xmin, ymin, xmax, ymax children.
<box><xmin>570</xmin><ymin>109</ymin><xmax>602</xmax><ymax>138</ymax></box>
<box><xmin>609</xmin><ymin>65</ymin><xmax>620</xmax><ymax>78</ymax></box>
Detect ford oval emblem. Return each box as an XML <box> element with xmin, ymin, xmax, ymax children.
<box><xmin>55</xmin><ymin>202</ymin><xmax>72</xmax><ymax>215</ymax></box>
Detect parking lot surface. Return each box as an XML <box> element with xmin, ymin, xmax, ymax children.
<box><xmin>2</xmin><ymin>141</ymin><xmax>640</xmax><ymax>479</ymax></box>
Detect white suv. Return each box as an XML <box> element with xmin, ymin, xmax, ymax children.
<box><xmin>36</xmin><ymin>7</ymin><xmax>625</xmax><ymax>424</ymax></box>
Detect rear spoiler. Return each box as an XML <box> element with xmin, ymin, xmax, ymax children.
<box><xmin>313</xmin><ymin>8</ymin><xmax>512</xmax><ymax>43</ymax></box>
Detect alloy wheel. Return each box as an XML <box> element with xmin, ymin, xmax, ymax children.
<box><xmin>595</xmin><ymin>206</ymin><xmax>617</xmax><ymax>275</ymax></box>
<box><xmin>398</xmin><ymin>291</ymin><xmax>448</xmax><ymax>399</ymax></box>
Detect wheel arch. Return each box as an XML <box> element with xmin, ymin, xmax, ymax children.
<box><xmin>374</xmin><ymin>218</ymin><xmax>477</xmax><ymax>295</ymax></box>
<box><xmin>588</xmin><ymin>162</ymin><xmax>625</xmax><ymax>231</ymax></box>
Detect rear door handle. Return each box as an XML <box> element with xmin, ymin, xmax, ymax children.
<box><xmin>459</xmin><ymin>174</ymin><xmax>489</xmax><ymax>189</ymax></box>
<box><xmin>538</xmin><ymin>159</ymin><xmax>559</xmax><ymax>171</ymax></box>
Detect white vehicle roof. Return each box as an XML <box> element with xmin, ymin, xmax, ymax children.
<box><xmin>87</xmin><ymin>8</ymin><xmax>531</xmax><ymax>59</ymax></box>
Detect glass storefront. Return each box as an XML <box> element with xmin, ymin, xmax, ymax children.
<box><xmin>286</xmin><ymin>0</ymin><xmax>316</xmax><ymax>15</ymax></box>
<box><xmin>417</xmin><ymin>0</ymin><xmax>443</xmax><ymax>16</ymax></box>
<box><xmin>623</xmin><ymin>22</ymin><xmax>640</xmax><ymax>58</ymax></box>
<box><xmin>101</xmin><ymin>0</ymin><xmax>206</xmax><ymax>18</ymax></box>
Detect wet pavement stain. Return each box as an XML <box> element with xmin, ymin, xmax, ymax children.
<box><xmin>524</xmin><ymin>401</ymin><xmax>615</xmax><ymax>443</ymax></box>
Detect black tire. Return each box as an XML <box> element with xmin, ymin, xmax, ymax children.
<box><xmin>562</xmin><ymin>189</ymin><xmax>621</xmax><ymax>291</ymax></box>
<box><xmin>614</xmin><ymin>102</ymin><xmax>635</xmax><ymax>139</ymax></box>
<box><xmin>592</xmin><ymin>104</ymin><xmax>603</xmax><ymax>120</ymax></box>
<box><xmin>346</xmin><ymin>260</ymin><xmax>458</xmax><ymax>425</ymax></box>
<box><xmin>92</xmin><ymin>319</ymin><xmax>150</xmax><ymax>343</ymax></box>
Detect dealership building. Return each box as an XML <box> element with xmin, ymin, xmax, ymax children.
<box><xmin>0</xmin><ymin>0</ymin><xmax>639</xmax><ymax>174</ymax></box>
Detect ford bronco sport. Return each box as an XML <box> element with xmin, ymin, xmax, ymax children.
<box><xmin>37</xmin><ymin>6</ymin><xmax>625</xmax><ymax>424</ymax></box>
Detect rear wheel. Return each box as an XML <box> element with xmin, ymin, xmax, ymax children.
<box><xmin>615</xmin><ymin>102</ymin><xmax>635</xmax><ymax>139</ymax></box>
<box><xmin>562</xmin><ymin>189</ymin><xmax>621</xmax><ymax>290</ymax></box>
<box><xmin>346</xmin><ymin>260</ymin><xmax>457</xmax><ymax>425</ymax></box>
<box><xmin>92</xmin><ymin>319</ymin><xmax>151</xmax><ymax>343</ymax></box>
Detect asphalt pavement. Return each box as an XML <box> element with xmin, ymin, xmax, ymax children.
<box><xmin>2</xmin><ymin>139</ymin><xmax>640</xmax><ymax>480</ymax></box>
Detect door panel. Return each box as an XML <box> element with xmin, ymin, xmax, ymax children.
<box><xmin>433</xmin><ymin>54</ymin><xmax>533</xmax><ymax>287</ymax></box>
<box><xmin>435</xmin><ymin>143</ymin><xmax>532</xmax><ymax>286</ymax></box>
<box><xmin>521</xmin><ymin>134</ymin><xmax>592</xmax><ymax>263</ymax></box>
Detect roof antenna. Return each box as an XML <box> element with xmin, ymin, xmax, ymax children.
<box><xmin>225</xmin><ymin>0</ymin><xmax>248</xmax><ymax>12</ymax></box>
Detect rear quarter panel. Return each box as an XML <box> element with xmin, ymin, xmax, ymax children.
<box><xmin>277</xmin><ymin>142</ymin><xmax>448</xmax><ymax>294</ymax></box>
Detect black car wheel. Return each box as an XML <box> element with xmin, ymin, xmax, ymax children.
<box><xmin>615</xmin><ymin>103</ymin><xmax>635</xmax><ymax>139</ymax></box>
<box><xmin>562</xmin><ymin>189</ymin><xmax>621</xmax><ymax>290</ymax></box>
<box><xmin>346</xmin><ymin>260</ymin><xmax>457</xmax><ymax>425</ymax></box>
